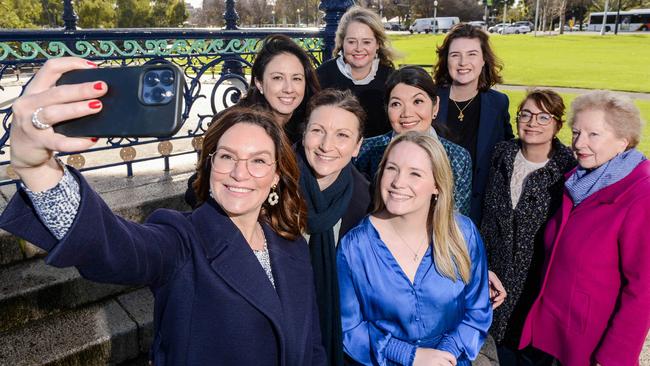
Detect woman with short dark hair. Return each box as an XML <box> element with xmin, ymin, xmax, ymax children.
<box><xmin>480</xmin><ymin>89</ymin><xmax>576</xmax><ymax>364</ymax></box>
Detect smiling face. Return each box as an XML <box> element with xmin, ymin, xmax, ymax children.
<box><xmin>342</xmin><ymin>21</ymin><xmax>379</xmax><ymax>75</ymax></box>
<box><xmin>447</xmin><ymin>37</ymin><xmax>485</xmax><ymax>89</ymax></box>
<box><xmin>303</xmin><ymin>105</ymin><xmax>362</xmax><ymax>190</ymax></box>
<box><xmin>387</xmin><ymin>83</ymin><xmax>439</xmax><ymax>134</ymax></box>
<box><xmin>380</xmin><ymin>141</ymin><xmax>439</xmax><ymax>218</ymax></box>
<box><xmin>571</xmin><ymin>109</ymin><xmax>629</xmax><ymax>170</ymax></box>
<box><xmin>210</xmin><ymin>123</ymin><xmax>279</xmax><ymax>221</ymax></box>
<box><xmin>517</xmin><ymin>99</ymin><xmax>558</xmax><ymax>149</ymax></box>
<box><xmin>254</xmin><ymin>53</ymin><xmax>306</xmax><ymax>124</ymax></box>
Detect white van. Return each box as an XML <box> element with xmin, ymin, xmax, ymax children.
<box><xmin>409</xmin><ymin>17</ymin><xmax>460</xmax><ymax>34</ymax></box>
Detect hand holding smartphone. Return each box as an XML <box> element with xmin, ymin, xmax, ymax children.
<box><xmin>53</xmin><ymin>64</ymin><xmax>185</xmax><ymax>138</ymax></box>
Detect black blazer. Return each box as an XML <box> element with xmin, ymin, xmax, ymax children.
<box><xmin>339</xmin><ymin>167</ymin><xmax>372</xmax><ymax>238</ymax></box>
<box><xmin>436</xmin><ymin>86</ymin><xmax>514</xmax><ymax>225</ymax></box>
<box><xmin>0</xmin><ymin>169</ymin><xmax>327</xmax><ymax>366</ymax></box>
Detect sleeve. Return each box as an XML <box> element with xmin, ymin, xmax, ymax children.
<box><xmin>24</xmin><ymin>164</ymin><xmax>80</xmax><ymax>240</ymax></box>
<box><xmin>435</xmin><ymin>220</ymin><xmax>492</xmax><ymax>361</ymax></box>
<box><xmin>0</xmin><ymin>167</ymin><xmax>192</xmax><ymax>289</ymax></box>
<box><xmin>337</xmin><ymin>236</ymin><xmax>417</xmax><ymax>366</ymax></box>
<box><xmin>184</xmin><ymin>172</ymin><xmax>199</xmax><ymax>209</ymax></box>
<box><xmin>452</xmin><ymin>147</ymin><xmax>473</xmax><ymax>217</ymax></box>
<box><xmin>594</xmin><ymin>196</ymin><xmax>650</xmax><ymax>365</ymax></box>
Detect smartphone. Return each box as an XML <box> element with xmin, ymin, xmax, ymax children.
<box><xmin>54</xmin><ymin>64</ymin><xmax>185</xmax><ymax>138</ymax></box>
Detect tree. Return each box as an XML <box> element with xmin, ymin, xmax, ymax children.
<box><xmin>40</xmin><ymin>0</ymin><xmax>64</xmax><ymax>27</ymax></box>
<box><xmin>116</xmin><ymin>0</ymin><xmax>152</xmax><ymax>27</ymax></box>
<box><xmin>197</xmin><ymin>0</ymin><xmax>225</xmax><ymax>27</ymax></box>
<box><xmin>0</xmin><ymin>0</ymin><xmax>44</xmax><ymax>28</ymax></box>
<box><xmin>76</xmin><ymin>0</ymin><xmax>117</xmax><ymax>28</ymax></box>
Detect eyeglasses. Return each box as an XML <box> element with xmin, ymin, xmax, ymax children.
<box><xmin>209</xmin><ymin>151</ymin><xmax>276</xmax><ymax>178</ymax></box>
<box><xmin>517</xmin><ymin>110</ymin><xmax>557</xmax><ymax>125</ymax></box>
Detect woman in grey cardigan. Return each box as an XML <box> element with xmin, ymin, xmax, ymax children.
<box><xmin>480</xmin><ymin>89</ymin><xmax>576</xmax><ymax>365</ymax></box>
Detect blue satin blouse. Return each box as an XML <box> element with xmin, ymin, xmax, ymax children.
<box><xmin>337</xmin><ymin>215</ymin><xmax>492</xmax><ymax>366</ymax></box>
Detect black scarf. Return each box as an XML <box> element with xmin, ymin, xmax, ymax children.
<box><xmin>297</xmin><ymin>144</ymin><xmax>353</xmax><ymax>366</ymax></box>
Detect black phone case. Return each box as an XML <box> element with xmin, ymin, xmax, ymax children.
<box><xmin>53</xmin><ymin>64</ymin><xmax>184</xmax><ymax>138</ymax></box>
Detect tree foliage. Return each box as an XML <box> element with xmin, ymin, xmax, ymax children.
<box><xmin>0</xmin><ymin>0</ymin><xmax>43</xmax><ymax>28</ymax></box>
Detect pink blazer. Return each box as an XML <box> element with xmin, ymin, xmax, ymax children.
<box><xmin>519</xmin><ymin>160</ymin><xmax>650</xmax><ymax>366</ymax></box>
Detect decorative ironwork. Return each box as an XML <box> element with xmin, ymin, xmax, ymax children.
<box><xmin>0</xmin><ymin>0</ymin><xmax>351</xmax><ymax>186</ymax></box>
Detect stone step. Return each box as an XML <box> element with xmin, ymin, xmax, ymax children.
<box><xmin>0</xmin><ymin>288</ymin><xmax>154</xmax><ymax>366</ymax></box>
<box><xmin>0</xmin><ymin>259</ymin><xmax>129</xmax><ymax>333</ymax></box>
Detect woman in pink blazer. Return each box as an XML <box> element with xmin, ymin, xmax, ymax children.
<box><xmin>519</xmin><ymin>90</ymin><xmax>650</xmax><ymax>366</ymax></box>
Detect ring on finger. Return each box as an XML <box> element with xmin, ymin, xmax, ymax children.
<box><xmin>31</xmin><ymin>107</ymin><xmax>51</xmax><ymax>130</ymax></box>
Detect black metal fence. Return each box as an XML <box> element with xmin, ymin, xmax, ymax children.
<box><xmin>0</xmin><ymin>0</ymin><xmax>354</xmax><ymax>187</ymax></box>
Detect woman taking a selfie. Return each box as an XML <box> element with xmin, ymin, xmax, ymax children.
<box><xmin>1</xmin><ymin>57</ymin><xmax>326</xmax><ymax>365</ymax></box>
<box><xmin>297</xmin><ymin>89</ymin><xmax>371</xmax><ymax>366</ymax></box>
<box><xmin>317</xmin><ymin>6</ymin><xmax>396</xmax><ymax>138</ymax></box>
<box><xmin>433</xmin><ymin>23</ymin><xmax>513</xmax><ymax>224</ymax></box>
<box><xmin>519</xmin><ymin>91</ymin><xmax>650</xmax><ymax>365</ymax></box>
<box><xmin>338</xmin><ymin>132</ymin><xmax>492</xmax><ymax>366</ymax></box>
<box><xmin>480</xmin><ymin>89</ymin><xmax>576</xmax><ymax>363</ymax></box>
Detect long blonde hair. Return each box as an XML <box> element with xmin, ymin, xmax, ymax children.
<box><xmin>333</xmin><ymin>6</ymin><xmax>397</xmax><ymax>68</ymax></box>
<box><xmin>372</xmin><ymin>132</ymin><xmax>471</xmax><ymax>283</ymax></box>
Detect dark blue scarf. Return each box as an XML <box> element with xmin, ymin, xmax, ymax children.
<box><xmin>296</xmin><ymin>144</ymin><xmax>353</xmax><ymax>366</ymax></box>
<box><xmin>565</xmin><ymin>148</ymin><xmax>646</xmax><ymax>206</ymax></box>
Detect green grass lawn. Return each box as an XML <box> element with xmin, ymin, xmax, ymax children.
<box><xmin>389</xmin><ymin>34</ymin><xmax>650</xmax><ymax>93</ymax></box>
<box><xmin>501</xmin><ymin>90</ymin><xmax>650</xmax><ymax>155</ymax></box>
<box><xmin>387</xmin><ymin>33</ymin><xmax>650</xmax><ymax>155</ymax></box>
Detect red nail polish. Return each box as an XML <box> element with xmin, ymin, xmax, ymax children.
<box><xmin>93</xmin><ymin>82</ymin><xmax>103</xmax><ymax>91</ymax></box>
<box><xmin>86</xmin><ymin>61</ymin><xmax>98</xmax><ymax>68</ymax></box>
<box><xmin>90</xmin><ymin>137</ymin><xmax>99</xmax><ymax>142</ymax></box>
<box><xmin>89</xmin><ymin>100</ymin><xmax>102</xmax><ymax>109</ymax></box>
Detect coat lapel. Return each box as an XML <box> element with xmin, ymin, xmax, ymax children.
<box><xmin>191</xmin><ymin>201</ymin><xmax>284</xmax><ymax>335</ymax></box>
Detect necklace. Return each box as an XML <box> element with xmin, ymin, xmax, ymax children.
<box><xmin>388</xmin><ymin>220</ymin><xmax>428</xmax><ymax>262</ymax></box>
<box><xmin>451</xmin><ymin>94</ymin><xmax>477</xmax><ymax>122</ymax></box>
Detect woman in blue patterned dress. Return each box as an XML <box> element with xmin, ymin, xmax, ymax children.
<box><xmin>338</xmin><ymin>131</ymin><xmax>492</xmax><ymax>366</ymax></box>
<box><xmin>353</xmin><ymin>66</ymin><xmax>472</xmax><ymax>216</ymax></box>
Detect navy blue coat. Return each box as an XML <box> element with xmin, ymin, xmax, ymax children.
<box><xmin>435</xmin><ymin>87</ymin><xmax>514</xmax><ymax>224</ymax></box>
<box><xmin>0</xmin><ymin>169</ymin><xmax>327</xmax><ymax>366</ymax></box>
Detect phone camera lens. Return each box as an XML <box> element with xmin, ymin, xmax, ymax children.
<box><xmin>144</xmin><ymin>72</ymin><xmax>160</xmax><ymax>87</ymax></box>
<box><xmin>150</xmin><ymin>87</ymin><xmax>165</xmax><ymax>103</ymax></box>
<box><xmin>160</xmin><ymin>70</ymin><xmax>174</xmax><ymax>86</ymax></box>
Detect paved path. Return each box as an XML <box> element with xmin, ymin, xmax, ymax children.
<box><xmin>496</xmin><ymin>84</ymin><xmax>650</xmax><ymax>100</ymax></box>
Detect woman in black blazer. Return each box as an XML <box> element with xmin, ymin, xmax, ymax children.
<box><xmin>433</xmin><ymin>23</ymin><xmax>514</xmax><ymax>226</ymax></box>
<box><xmin>1</xmin><ymin>57</ymin><xmax>326</xmax><ymax>365</ymax></box>
<box><xmin>296</xmin><ymin>89</ymin><xmax>371</xmax><ymax>366</ymax></box>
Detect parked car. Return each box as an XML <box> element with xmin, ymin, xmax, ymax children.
<box><xmin>468</xmin><ymin>20</ymin><xmax>487</xmax><ymax>29</ymax></box>
<box><xmin>488</xmin><ymin>22</ymin><xmax>509</xmax><ymax>33</ymax></box>
<box><xmin>509</xmin><ymin>23</ymin><xmax>531</xmax><ymax>33</ymax></box>
<box><xmin>409</xmin><ymin>17</ymin><xmax>460</xmax><ymax>34</ymax></box>
<box><xmin>514</xmin><ymin>20</ymin><xmax>534</xmax><ymax>29</ymax></box>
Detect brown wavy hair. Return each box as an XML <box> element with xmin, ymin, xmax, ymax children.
<box><xmin>433</xmin><ymin>23</ymin><xmax>503</xmax><ymax>91</ymax></box>
<box><xmin>305</xmin><ymin>88</ymin><xmax>366</xmax><ymax>140</ymax></box>
<box><xmin>517</xmin><ymin>88</ymin><xmax>566</xmax><ymax>133</ymax></box>
<box><xmin>192</xmin><ymin>106</ymin><xmax>307</xmax><ymax>240</ymax></box>
<box><xmin>239</xmin><ymin>34</ymin><xmax>321</xmax><ymax>120</ymax></box>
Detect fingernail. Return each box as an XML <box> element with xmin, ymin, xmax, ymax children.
<box><xmin>89</xmin><ymin>100</ymin><xmax>102</xmax><ymax>109</ymax></box>
<box><xmin>90</xmin><ymin>137</ymin><xmax>99</xmax><ymax>142</ymax></box>
<box><xmin>86</xmin><ymin>61</ymin><xmax>98</xmax><ymax>68</ymax></box>
<box><xmin>93</xmin><ymin>82</ymin><xmax>103</xmax><ymax>91</ymax></box>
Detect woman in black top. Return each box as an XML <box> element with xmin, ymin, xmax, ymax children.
<box><xmin>432</xmin><ymin>24</ymin><xmax>514</xmax><ymax>225</ymax></box>
<box><xmin>316</xmin><ymin>6</ymin><xmax>397</xmax><ymax>138</ymax></box>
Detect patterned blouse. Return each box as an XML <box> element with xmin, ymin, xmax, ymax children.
<box><xmin>353</xmin><ymin>130</ymin><xmax>473</xmax><ymax>216</ymax></box>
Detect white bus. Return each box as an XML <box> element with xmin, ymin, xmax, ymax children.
<box><xmin>586</xmin><ymin>8</ymin><xmax>650</xmax><ymax>32</ymax></box>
